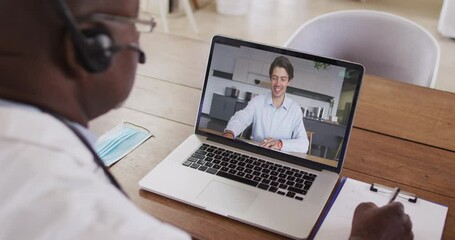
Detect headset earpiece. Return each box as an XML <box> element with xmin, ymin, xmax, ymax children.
<box><xmin>54</xmin><ymin>0</ymin><xmax>145</xmax><ymax>73</ymax></box>
<box><xmin>53</xmin><ymin>0</ymin><xmax>117</xmax><ymax>73</ymax></box>
<box><xmin>75</xmin><ymin>27</ymin><xmax>115</xmax><ymax>73</ymax></box>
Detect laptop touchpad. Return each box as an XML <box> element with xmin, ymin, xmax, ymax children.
<box><xmin>197</xmin><ymin>180</ymin><xmax>257</xmax><ymax>214</ymax></box>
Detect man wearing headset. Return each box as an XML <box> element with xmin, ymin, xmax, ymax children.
<box><xmin>0</xmin><ymin>0</ymin><xmax>412</xmax><ymax>239</ymax></box>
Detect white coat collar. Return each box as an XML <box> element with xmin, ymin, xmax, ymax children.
<box><xmin>0</xmin><ymin>106</ymin><xmax>93</xmax><ymax>166</ymax></box>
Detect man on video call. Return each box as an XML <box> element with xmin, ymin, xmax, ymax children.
<box><xmin>0</xmin><ymin>0</ymin><xmax>412</xmax><ymax>239</ymax></box>
<box><xmin>223</xmin><ymin>56</ymin><xmax>309</xmax><ymax>153</ymax></box>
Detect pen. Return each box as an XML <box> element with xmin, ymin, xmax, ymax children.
<box><xmin>388</xmin><ymin>187</ymin><xmax>401</xmax><ymax>204</ymax></box>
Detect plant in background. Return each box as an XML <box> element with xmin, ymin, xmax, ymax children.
<box><xmin>314</xmin><ymin>62</ymin><xmax>330</xmax><ymax>71</ymax></box>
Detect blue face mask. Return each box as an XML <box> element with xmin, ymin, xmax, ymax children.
<box><xmin>94</xmin><ymin>122</ymin><xmax>153</xmax><ymax>166</ymax></box>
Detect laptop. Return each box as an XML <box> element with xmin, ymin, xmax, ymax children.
<box><xmin>139</xmin><ymin>35</ymin><xmax>364</xmax><ymax>239</ymax></box>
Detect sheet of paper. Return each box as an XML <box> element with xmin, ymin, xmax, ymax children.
<box><xmin>314</xmin><ymin>178</ymin><xmax>448</xmax><ymax>240</ymax></box>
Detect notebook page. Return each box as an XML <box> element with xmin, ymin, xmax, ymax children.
<box><xmin>314</xmin><ymin>178</ymin><xmax>448</xmax><ymax>240</ymax></box>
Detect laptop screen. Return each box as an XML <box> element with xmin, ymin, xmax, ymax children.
<box><xmin>196</xmin><ymin>36</ymin><xmax>364</xmax><ymax>172</ymax></box>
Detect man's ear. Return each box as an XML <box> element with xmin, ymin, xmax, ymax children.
<box><xmin>63</xmin><ymin>33</ymin><xmax>88</xmax><ymax>78</ymax></box>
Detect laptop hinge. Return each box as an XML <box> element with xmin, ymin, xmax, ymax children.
<box><xmin>206</xmin><ymin>134</ymin><xmax>325</xmax><ymax>172</ymax></box>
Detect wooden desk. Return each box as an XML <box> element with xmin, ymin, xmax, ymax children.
<box><xmin>89</xmin><ymin>32</ymin><xmax>454</xmax><ymax>239</ymax></box>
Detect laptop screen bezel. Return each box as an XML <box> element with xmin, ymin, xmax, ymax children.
<box><xmin>195</xmin><ymin>35</ymin><xmax>364</xmax><ymax>174</ymax></box>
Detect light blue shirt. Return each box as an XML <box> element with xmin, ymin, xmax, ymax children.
<box><xmin>225</xmin><ymin>93</ymin><xmax>309</xmax><ymax>153</ymax></box>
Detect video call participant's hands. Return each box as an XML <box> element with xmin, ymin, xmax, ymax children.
<box><xmin>260</xmin><ymin>138</ymin><xmax>283</xmax><ymax>150</ymax></box>
<box><xmin>222</xmin><ymin>130</ymin><xmax>235</xmax><ymax>139</ymax></box>
<box><xmin>349</xmin><ymin>201</ymin><xmax>413</xmax><ymax>240</ymax></box>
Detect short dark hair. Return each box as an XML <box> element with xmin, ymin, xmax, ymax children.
<box><xmin>269</xmin><ymin>56</ymin><xmax>294</xmax><ymax>80</ymax></box>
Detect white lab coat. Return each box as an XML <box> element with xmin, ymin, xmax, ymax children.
<box><xmin>0</xmin><ymin>106</ymin><xmax>189</xmax><ymax>240</ymax></box>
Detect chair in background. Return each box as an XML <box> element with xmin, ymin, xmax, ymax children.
<box><xmin>439</xmin><ymin>0</ymin><xmax>455</xmax><ymax>38</ymax></box>
<box><xmin>142</xmin><ymin>0</ymin><xmax>199</xmax><ymax>34</ymax></box>
<box><xmin>285</xmin><ymin>10</ymin><xmax>440</xmax><ymax>88</ymax></box>
<box><xmin>306</xmin><ymin>131</ymin><xmax>314</xmax><ymax>155</ymax></box>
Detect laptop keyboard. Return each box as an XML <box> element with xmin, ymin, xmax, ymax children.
<box><xmin>182</xmin><ymin>143</ymin><xmax>317</xmax><ymax>202</ymax></box>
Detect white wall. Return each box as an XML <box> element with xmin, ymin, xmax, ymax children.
<box><xmin>202</xmin><ymin>73</ymin><xmax>333</xmax><ymax>118</ymax></box>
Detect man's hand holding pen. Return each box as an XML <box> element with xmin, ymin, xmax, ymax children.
<box><xmin>349</xmin><ymin>187</ymin><xmax>413</xmax><ymax>240</ymax></box>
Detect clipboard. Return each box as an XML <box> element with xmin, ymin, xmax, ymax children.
<box><xmin>312</xmin><ymin>177</ymin><xmax>448</xmax><ymax>240</ymax></box>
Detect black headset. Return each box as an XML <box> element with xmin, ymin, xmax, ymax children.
<box><xmin>53</xmin><ymin>0</ymin><xmax>145</xmax><ymax>73</ymax></box>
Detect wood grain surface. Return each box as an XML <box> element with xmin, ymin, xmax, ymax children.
<box><xmin>89</xmin><ymin>32</ymin><xmax>454</xmax><ymax>239</ymax></box>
